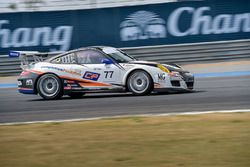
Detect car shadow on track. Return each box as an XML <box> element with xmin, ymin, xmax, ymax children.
<box><xmin>29</xmin><ymin>90</ymin><xmax>205</xmax><ymax>101</ymax></box>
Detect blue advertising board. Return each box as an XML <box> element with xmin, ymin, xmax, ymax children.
<box><xmin>0</xmin><ymin>0</ymin><xmax>250</xmax><ymax>54</ymax></box>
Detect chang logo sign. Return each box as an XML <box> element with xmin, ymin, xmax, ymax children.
<box><xmin>120</xmin><ymin>11</ymin><xmax>166</xmax><ymax>41</ymax></box>
<box><xmin>0</xmin><ymin>20</ymin><xmax>73</xmax><ymax>51</ymax></box>
<box><xmin>167</xmin><ymin>7</ymin><xmax>250</xmax><ymax>36</ymax></box>
<box><xmin>120</xmin><ymin>7</ymin><xmax>250</xmax><ymax>41</ymax></box>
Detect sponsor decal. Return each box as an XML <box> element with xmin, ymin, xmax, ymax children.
<box><xmin>17</xmin><ymin>81</ymin><xmax>22</xmax><ymax>86</ymax></box>
<box><xmin>64</xmin><ymin>80</ymin><xmax>75</xmax><ymax>84</ymax></box>
<box><xmin>64</xmin><ymin>86</ymin><xmax>71</xmax><ymax>90</ymax></box>
<box><xmin>121</xmin><ymin>64</ymin><xmax>135</xmax><ymax>69</ymax></box>
<box><xmin>158</xmin><ymin>73</ymin><xmax>166</xmax><ymax>81</ymax></box>
<box><xmin>68</xmin><ymin>84</ymin><xmax>79</xmax><ymax>87</ymax></box>
<box><xmin>9</xmin><ymin>51</ymin><xmax>20</xmax><ymax>57</ymax></box>
<box><xmin>120</xmin><ymin>7</ymin><xmax>250</xmax><ymax>41</ymax></box>
<box><xmin>71</xmin><ymin>87</ymin><xmax>82</xmax><ymax>90</ymax></box>
<box><xmin>93</xmin><ymin>68</ymin><xmax>102</xmax><ymax>70</ymax></box>
<box><xmin>26</xmin><ymin>79</ymin><xmax>33</xmax><ymax>86</ymax></box>
<box><xmin>41</xmin><ymin>66</ymin><xmax>81</xmax><ymax>76</ymax></box>
<box><xmin>0</xmin><ymin>20</ymin><xmax>73</xmax><ymax>51</ymax></box>
<box><xmin>83</xmin><ymin>71</ymin><xmax>100</xmax><ymax>81</ymax></box>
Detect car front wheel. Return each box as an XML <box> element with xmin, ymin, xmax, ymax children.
<box><xmin>37</xmin><ymin>74</ymin><xmax>63</xmax><ymax>100</ymax></box>
<box><xmin>127</xmin><ymin>70</ymin><xmax>153</xmax><ymax>95</ymax></box>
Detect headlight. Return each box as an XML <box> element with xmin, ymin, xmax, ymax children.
<box><xmin>169</xmin><ymin>71</ymin><xmax>180</xmax><ymax>77</ymax></box>
<box><xmin>157</xmin><ymin>64</ymin><xmax>170</xmax><ymax>73</ymax></box>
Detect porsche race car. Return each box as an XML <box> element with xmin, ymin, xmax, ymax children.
<box><xmin>9</xmin><ymin>46</ymin><xmax>194</xmax><ymax>100</ymax></box>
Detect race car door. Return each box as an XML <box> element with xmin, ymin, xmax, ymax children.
<box><xmin>72</xmin><ymin>49</ymin><xmax>122</xmax><ymax>88</ymax></box>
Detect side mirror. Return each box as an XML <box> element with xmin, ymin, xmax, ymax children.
<box><xmin>102</xmin><ymin>58</ymin><xmax>113</xmax><ymax>65</ymax></box>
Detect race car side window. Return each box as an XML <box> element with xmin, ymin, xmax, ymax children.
<box><xmin>76</xmin><ymin>50</ymin><xmax>106</xmax><ymax>64</ymax></box>
<box><xmin>51</xmin><ymin>53</ymin><xmax>76</xmax><ymax>64</ymax></box>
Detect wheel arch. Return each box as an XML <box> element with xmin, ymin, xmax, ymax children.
<box><xmin>123</xmin><ymin>68</ymin><xmax>154</xmax><ymax>91</ymax></box>
<box><xmin>34</xmin><ymin>72</ymin><xmax>63</xmax><ymax>94</ymax></box>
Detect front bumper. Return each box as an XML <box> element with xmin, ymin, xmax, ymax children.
<box><xmin>154</xmin><ymin>71</ymin><xmax>194</xmax><ymax>91</ymax></box>
<box><xmin>180</xmin><ymin>72</ymin><xmax>194</xmax><ymax>90</ymax></box>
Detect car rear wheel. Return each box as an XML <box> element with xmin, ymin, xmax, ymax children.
<box><xmin>127</xmin><ymin>70</ymin><xmax>153</xmax><ymax>95</ymax></box>
<box><xmin>68</xmin><ymin>92</ymin><xmax>85</xmax><ymax>98</ymax></box>
<box><xmin>37</xmin><ymin>74</ymin><xmax>63</xmax><ymax>100</ymax></box>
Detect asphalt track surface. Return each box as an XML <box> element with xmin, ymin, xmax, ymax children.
<box><xmin>0</xmin><ymin>76</ymin><xmax>249</xmax><ymax>123</ymax></box>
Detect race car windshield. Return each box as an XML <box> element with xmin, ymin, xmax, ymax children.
<box><xmin>102</xmin><ymin>47</ymin><xmax>136</xmax><ymax>63</ymax></box>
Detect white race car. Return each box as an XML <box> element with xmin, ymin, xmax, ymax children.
<box><xmin>10</xmin><ymin>46</ymin><xmax>194</xmax><ymax>100</ymax></box>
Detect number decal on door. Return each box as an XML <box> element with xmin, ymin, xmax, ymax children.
<box><xmin>104</xmin><ymin>71</ymin><xmax>114</xmax><ymax>78</ymax></box>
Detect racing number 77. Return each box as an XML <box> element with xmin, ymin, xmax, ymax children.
<box><xmin>104</xmin><ymin>71</ymin><xmax>114</xmax><ymax>78</ymax></box>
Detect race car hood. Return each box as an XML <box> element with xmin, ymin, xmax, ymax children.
<box><xmin>128</xmin><ymin>60</ymin><xmax>188</xmax><ymax>73</ymax></box>
<box><xmin>163</xmin><ymin>64</ymin><xmax>189</xmax><ymax>73</ymax></box>
<box><xmin>128</xmin><ymin>60</ymin><xmax>158</xmax><ymax>67</ymax></box>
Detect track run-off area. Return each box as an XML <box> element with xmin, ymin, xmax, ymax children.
<box><xmin>0</xmin><ymin>74</ymin><xmax>250</xmax><ymax>124</ymax></box>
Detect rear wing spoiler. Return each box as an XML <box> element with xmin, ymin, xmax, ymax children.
<box><xmin>9</xmin><ymin>51</ymin><xmax>63</xmax><ymax>70</ymax></box>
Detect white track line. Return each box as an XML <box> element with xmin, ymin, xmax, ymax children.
<box><xmin>1</xmin><ymin>109</ymin><xmax>250</xmax><ymax>126</ymax></box>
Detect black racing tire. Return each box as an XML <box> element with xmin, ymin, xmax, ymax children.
<box><xmin>68</xmin><ymin>92</ymin><xmax>85</xmax><ymax>99</ymax></box>
<box><xmin>37</xmin><ymin>74</ymin><xmax>63</xmax><ymax>100</ymax></box>
<box><xmin>127</xmin><ymin>70</ymin><xmax>153</xmax><ymax>95</ymax></box>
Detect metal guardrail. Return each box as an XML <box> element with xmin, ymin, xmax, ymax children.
<box><xmin>123</xmin><ymin>39</ymin><xmax>250</xmax><ymax>64</ymax></box>
<box><xmin>0</xmin><ymin>39</ymin><xmax>250</xmax><ymax>76</ymax></box>
<box><xmin>0</xmin><ymin>55</ymin><xmax>21</xmax><ymax>76</ymax></box>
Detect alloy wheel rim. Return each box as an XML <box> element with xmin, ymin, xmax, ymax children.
<box><xmin>129</xmin><ymin>72</ymin><xmax>149</xmax><ymax>93</ymax></box>
<box><xmin>39</xmin><ymin>76</ymin><xmax>59</xmax><ymax>97</ymax></box>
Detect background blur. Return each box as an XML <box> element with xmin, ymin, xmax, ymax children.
<box><xmin>1</xmin><ymin>0</ymin><xmax>250</xmax><ymax>52</ymax></box>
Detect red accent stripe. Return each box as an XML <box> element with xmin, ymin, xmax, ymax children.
<box><xmin>78</xmin><ymin>82</ymin><xmax>110</xmax><ymax>87</ymax></box>
<box><xmin>20</xmin><ymin>70</ymin><xmax>111</xmax><ymax>87</ymax></box>
<box><xmin>18</xmin><ymin>87</ymin><xmax>33</xmax><ymax>90</ymax></box>
<box><xmin>28</xmin><ymin>70</ymin><xmax>44</xmax><ymax>75</ymax></box>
